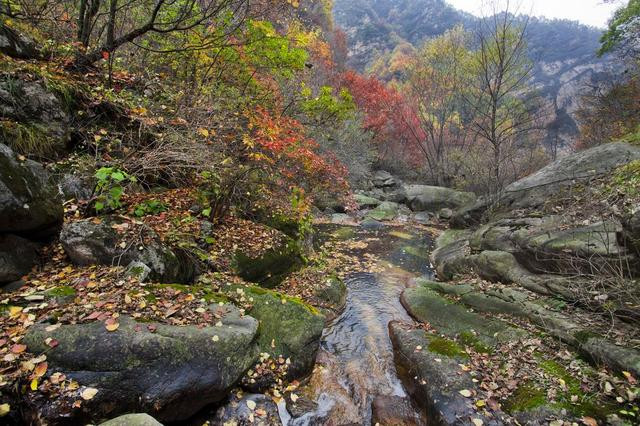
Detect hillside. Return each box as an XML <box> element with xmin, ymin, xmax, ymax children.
<box><xmin>333</xmin><ymin>0</ymin><xmax>619</xmax><ymax>147</ymax></box>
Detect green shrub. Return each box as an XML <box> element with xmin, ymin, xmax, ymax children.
<box><xmin>93</xmin><ymin>167</ymin><xmax>136</xmax><ymax>213</ymax></box>
<box><xmin>133</xmin><ymin>199</ymin><xmax>167</xmax><ymax>217</ymax></box>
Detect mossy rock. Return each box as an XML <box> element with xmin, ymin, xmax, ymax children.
<box><xmin>233</xmin><ymin>239</ymin><xmax>303</xmax><ymax>288</ymax></box>
<box><xmin>503</xmin><ymin>382</ymin><xmax>548</xmax><ymax>413</ymax></box>
<box><xmin>354</xmin><ymin>193</ymin><xmax>382</xmax><ymax>209</ymax></box>
<box><xmin>427</xmin><ymin>337</ymin><xmax>468</xmax><ymax>358</ymax></box>
<box><xmin>365</xmin><ymin>201</ymin><xmax>400</xmax><ymax>221</ymax></box>
<box><xmin>23</xmin><ymin>313</ymin><xmax>259</xmax><ymax>423</ymax></box>
<box><xmin>222</xmin><ymin>284</ymin><xmax>324</xmax><ymax>386</ymax></box>
<box><xmin>389</xmin><ymin>321</ymin><xmax>506</xmax><ymax>424</ymax></box>
<box><xmin>314</xmin><ymin>275</ymin><xmax>347</xmax><ymax>315</ymax></box>
<box><xmin>401</xmin><ymin>282</ymin><xmax>525</xmax><ymax>348</ymax></box>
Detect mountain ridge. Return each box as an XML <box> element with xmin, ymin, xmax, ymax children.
<box><xmin>333</xmin><ymin>0</ymin><xmax>620</xmax><ymax>147</ymax></box>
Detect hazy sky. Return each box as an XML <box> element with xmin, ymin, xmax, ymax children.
<box><xmin>447</xmin><ymin>0</ymin><xmax>623</xmax><ymax>28</ymax></box>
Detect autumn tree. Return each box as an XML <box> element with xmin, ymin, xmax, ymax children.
<box><xmin>466</xmin><ymin>4</ymin><xmax>543</xmax><ymax>192</ymax></box>
<box><xmin>599</xmin><ymin>0</ymin><xmax>640</xmax><ymax>61</ymax></box>
<box><xmin>401</xmin><ymin>25</ymin><xmax>473</xmax><ymax>185</ymax></box>
<box><xmin>0</xmin><ymin>0</ymin><xmax>299</xmax><ymax>69</ymax></box>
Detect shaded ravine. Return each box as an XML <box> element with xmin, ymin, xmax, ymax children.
<box><xmin>281</xmin><ymin>226</ymin><xmax>435</xmax><ymax>425</ymax></box>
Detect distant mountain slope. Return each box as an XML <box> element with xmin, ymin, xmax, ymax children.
<box><xmin>333</xmin><ymin>0</ymin><xmax>619</xmax><ymax>147</ymax></box>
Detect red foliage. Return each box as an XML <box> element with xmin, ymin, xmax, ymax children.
<box><xmin>338</xmin><ymin>71</ymin><xmax>424</xmax><ymax>166</ymax></box>
<box><xmin>247</xmin><ymin>106</ymin><xmax>349</xmax><ymax>198</ymax></box>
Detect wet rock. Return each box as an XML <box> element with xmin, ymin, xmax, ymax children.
<box><xmin>59</xmin><ymin>217</ymin><xmax>197</xmax><ymax>284</ymax></box>
<box><xmin>99</xmin><ymin>413</ymin><xmax>163</xmax><ymax>426</ymax></box>
<box><xmin>413</xmin><ymin>212</ymin><xmax>433</xmax><ymax>225</ymax></box>
<box><xmin>0</xmin><ymin>234</ymin><xmax>39</xmax><ymax>284</ymax></box>
<box><xmin>211</xmin><ymin>393</ymin><xmax>281</xmax><ymax>426</ymax></box>
<box><xmin>314</xmin><ymin>276</ymin><xmax>347</xmax><ymax>321</ymax></box>
<box><xmin>0</xmin><ymin>143</ymin><xmax>63</xmax><ymax>237</ymax></box>
<box><xmin>361</xmin><ymin>218</ymin><xmax>385</xmax><ymax>230</ymax></box>
<box><xmin>389</xmin><ymin>321</ymin><xmax>507</xmax><ymax>425</ymax></box>
<box><xmin>285</xmin><ymin>393</ymin><xmax>318</xmax><ymax>418</ymax></box>
<box><xmin>371</xmin><ymin>395</ymin><xmax>425</xmax><ymax>426</ymax></box>
<box><xmin>403</xmin><ymin>185</ymin><xmax>475</xmax><ymax>213</ymax></box>
<box><xmin>233</xmin><ymin>238</ymin><xmax>303</xmax><ymax>288</ymax></box>
<box><xmin>23</xmin><ymin>309</ymin><xmax>259</xmax><ymax>423</ymax></box>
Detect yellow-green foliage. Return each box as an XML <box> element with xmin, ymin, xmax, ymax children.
<box><xmin>0</xmin><ymin>121</ymin><xmax>53</xmax><ymax>156</ymax></box>
<box><xmin>610</xmin><ymin>160</ymin><xmax>640</xmax><ymax>198</ymax></box>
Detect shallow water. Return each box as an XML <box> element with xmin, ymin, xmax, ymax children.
<box><xmin>284</xmin><ymin>225</ymin><xmax>435</xmax><ymax>425</ymax></box>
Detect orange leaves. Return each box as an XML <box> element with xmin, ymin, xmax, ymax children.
<box><xmin>246</xmin><ymin>106</ymin><xmax>349</xmax><ymax>199</ymax></box>
<box><xmin>105</xmin><ymin>317</ymin><xmax>119</xmax><ymax>332</ymax></box>
<box><xmin>10</xmin><ymin>344</ymin><xmax>26</xmax><ymax>354</ymax></box>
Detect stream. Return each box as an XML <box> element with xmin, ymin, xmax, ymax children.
<box><xmin>280</xmin><ymin>225</ymin><xmax>435</xmax><ymax>426</ymax></box>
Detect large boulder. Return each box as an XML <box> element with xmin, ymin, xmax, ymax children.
<box><xmin>365</xmin><ymin>201</ymin><xmax>402</xmax><ymax>221</ymax></box>
<box><xmin>452</xmin><ymin>143</ymin><xmax>640</xmax><ymax>228</ymax></box>
<box><xmin>60</xmin><ymin>217</ymin><xmax>197</xmax><ymax>284</ymax></box>
<box><xmin>0</xmin><ymin>234</ymin><xmax>39</xmax><ymax>284</ymax></box>
<box><xmin>504</xmin><ymin>143</ymin><xmax>640</xmax><ymax>209</ymax></box>
<box><xmin>0</xmin><ymin>77</ymin><xmax>72</xmax><ymax>156</ymax></box>
<box><xmin>372</xmin><ymin>170</ymin><xmax>399</xmax><ymax>188</ymax></box>
<box><xmin>0</xmin><ymin>143</ymin><xmax>63</xmax><ymax>237</ymax></box>
<box><xmin>233</xmin><ymin>238</ymin><xmax>303</xmax><ymax>288</ymax></box>
<box><xmin>354</xmin><ymin>193</ymin><xmax>382</xmax><ymax>209</ymax></box>
<box><xmin>403</xmin><ymin>185</ymin><xmax>475</xmax><ymax>213</ymax></box>
<box><xmin>23</xmin><ymin>307</ymin><xmax>259</xmax><ymax>423</ymax></box>
<box><xmin>223</xmin><ymin>285</ymin><xmax>325</xmax><ymax>388</ymax></box>
<box><xmin>470</xmin><ymin>216</ymin><xmax>640</xmax><ymax>277</ymax></box>
<box><xmin>0</xmin><ymin>23</ymin><xmax>40</xmax><ymax>59</ymax></box>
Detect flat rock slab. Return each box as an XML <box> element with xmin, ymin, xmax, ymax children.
<box><xmin>23</xmin><ymin>310</ymin><xmax>259</xmax><ymax>423</ymax></box>
<box><xmin>389</xmin><ymin>321</ymin><xmax>506</xmax><ymax>425</ymax></box>
<box><xmin>401</xmin><ymin>283</ymin><xmax>524</xmax><ymax>347</ymax></box>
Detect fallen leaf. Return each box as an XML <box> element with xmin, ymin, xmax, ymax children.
<box><xmin>471</xmin><ymin>419</ymin><xmax>483</xmax><ymax>426</ymax></box>
<box><xmin>105</xmin><ymin>318</ymin><xmax>119</xmax><ymax>332</ymax></box>
<box><xmin>81</xmin><ymin>387</ymin><xmax>99</xmax><ymax>400</ymax></box>
<box><xmin>581</xmin><ymin>417</ymin><xmax>597</xmax><ymax>426</ymax></box>
<box><xmin>246</xmin><ymin>399</ymin><xmax>256</xmax><ymax>410</ymax></box>
<box><xmin>30</xmin><ymin>378</ymin><xmax>38</xmax><ymax>391</ymax></box>
<box><xmin>0</xmin><ymin>403</ymin><xmax>9</xmax><ymax>417</ymax></box>
<box><xmin>459</xmin><ymin>389</ymin><xmax>472</xmax><ymax>398</ymax></box>
<box><xmin>11</xmin><ymin>344</ymin><xmax>26</xmax><ymax>354</ymax></box>
<box><xmin>34</xmin><ymin>362</ymin><xmax>48</xmax><ymax>378</ymax></box>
